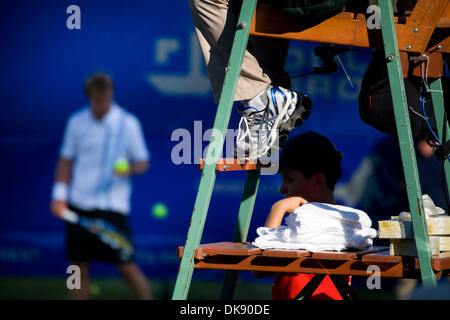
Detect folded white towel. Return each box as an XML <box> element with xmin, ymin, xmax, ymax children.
<box><xmin>288</xmin><ymin>202</ymin><xmax>373</xmax><ymax>228</ymax></box>
<box><xmin>252</xmin><ymin>202</ymin><xmax>377</xmax><ymax>252</ymax></box>
<box><xmin>398</xmin><ymin>194</ymin><xmax>447</xmax><ymax>221</ymax></box>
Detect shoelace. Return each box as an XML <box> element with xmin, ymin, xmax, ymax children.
<box><xmin>259</xmin><ymin>87</ymin><xmax>295</xmax><ymax>158</ymax></box>
<box><xmin>237</xmin><ymin>87</ymin><xmax>295</xmax><ymax>160</ymax></box>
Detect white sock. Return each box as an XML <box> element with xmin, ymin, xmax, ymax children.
<box><xmin>242</xmin><ymin>86</ymin><xmax>269</xmax><ymax>112</ymax></box>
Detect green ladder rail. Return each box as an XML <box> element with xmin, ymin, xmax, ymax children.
<box><xmin>430</xmin><ymin>78</ymin><xmax>450</xmax><ymax>189</ymax></box>
<box><xmin>172</xmin><ymin>0</ymin><xmax>259</xmax><ymax>300</ymax></box>
<box><xmin>378</xmin><ymin>0</ymin><xmax>437</xmax><ymax>288</ymax></box>
<box><xmin>173</xmin><ymin>0</ymin><xmax>445</xmax><ymax>299</ymax></box>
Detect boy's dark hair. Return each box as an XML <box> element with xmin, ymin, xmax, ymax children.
<box><xmin>84</xmin><ymin>72</ymin><xmax>113</xmax><ymax>96</ymax></box>
<box><xmin>279</xmin><ymin>131</ymin><xmax>343</xmax><ymax>190</ymax></box>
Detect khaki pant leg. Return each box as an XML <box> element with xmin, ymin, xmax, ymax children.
<box><xmin>188</xmin><ymin>0</ymin><xmax>288</xmax><ymax>103</ymax></box>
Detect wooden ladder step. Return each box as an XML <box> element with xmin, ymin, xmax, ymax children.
<box><xmin>361</xmin><ymin>251</ymin><xmax>402</xmax><ymax>264</ymax></box>
<box><xmin>311</xmin><ymin>246</ymin><xmax>389</xmax><ymax>261</ymax></box>
<box><xmin>262</xmin><ymin>249</ymin><xmax>310</xmax><ymax>258</ymax></box>
<box><xmin>177</xmin><ymin>242</ymin><xmax>389</xmax><ymax>261</ymax></box>
<box><xmin>177</xmin><ymin>242</ymin><xmax>262</xmax><ymax>260</ymax></box>
<box><xmin>198</xmin><ymin>158</ymin><xmax>271</xmax><ymax>171</ymax></box>
<box><xmin>431</xmin><ymin>252</ymin><xmax>450</xmax><ymax>271</ymax></box>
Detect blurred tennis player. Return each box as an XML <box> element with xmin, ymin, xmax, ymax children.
<box><xmin>50</xmin><ymin>73</ymin><xmax>152</xmax><ymax>300</ymax></box>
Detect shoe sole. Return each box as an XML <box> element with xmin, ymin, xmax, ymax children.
<box><xmin>278</xmin><ymin>93</ymin><xmax>312</xmax><ymax>148</ymax></box>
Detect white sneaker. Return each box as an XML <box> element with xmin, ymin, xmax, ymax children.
<box><xmin>235</xmin><ymin>85</ymin><xmax>312</xmax><ymax>160</ymax></box>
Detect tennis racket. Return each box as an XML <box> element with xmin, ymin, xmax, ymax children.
<box><xmin>61</xmin><ymin>208</ymin><xmax>134</xmax><ymax>261</ymax></box>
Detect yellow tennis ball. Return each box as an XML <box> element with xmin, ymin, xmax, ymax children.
<box><xmin>152</xmin><ymin>202</ymin><xmax>168</xmax><ymax>219</ymax></box>
<box><xmin>90</xmin><ymin>284</ymin><xmax>100</xmax><ymax>295</ymax></box>
<box><xmin>114</xmin><ymin>158</ymin><xmax>129</xmax><ymax>173</ymax></box>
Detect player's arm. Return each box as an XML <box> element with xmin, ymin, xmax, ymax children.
<box><xmin>51</xmin><ymin>115</ymin><xmax>77</xmax><ymax>218</ymax></box>
<box><xmin>113</xmin><ymin>160</ymin><xmax>149</xmax><ymax>177</ymax></box>
<box><xmin>55</xmin><ymin>157</ymin><xmax>73</xmax><ymax>184</ymax></box>
<box><xmin>116</xmin><ymin>115</ymin><xmax>150</xmax><ymax>177</ymax></box>
<box><xmin>131</xmin><ymin>161</ymin><xmax>149</xmax><ymax>175</ymax></box>
<box><xmin>50</xmin><ymin>157</ymin><xmax>73</xmax><ymax>217</ymax></box>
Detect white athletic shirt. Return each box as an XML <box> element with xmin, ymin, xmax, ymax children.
<box><xmin>60</xmin><ymin>104</ymin><xmax>149</xmax><ymax>214</ymax></box>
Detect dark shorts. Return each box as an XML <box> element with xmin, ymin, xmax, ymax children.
<box><xmin>65</xmin><ymin>204</ymin><xmax>135</xmax><ymax>264</ymax></box>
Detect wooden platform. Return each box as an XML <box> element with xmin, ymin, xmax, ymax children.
<box><xmin>177</xmin><ymin>242</ymin><xmax>450</xmax><ymax>279</ymax></box>
<box><xmin>250</xmin><ymin>1</ymin><xmax>450</xmax><ymax>54</ymax></box>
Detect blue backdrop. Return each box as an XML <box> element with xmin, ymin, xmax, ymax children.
<box><xmin>0</xmin><ymin>0</ymin><xmax>410</xmax><ymax>280</ymax></box>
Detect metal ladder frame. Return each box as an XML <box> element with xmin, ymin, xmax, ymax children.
<box><xmin>172</xmin><ymin>0</ymin><xmax>446</xmax><ymax>299</ymax></box>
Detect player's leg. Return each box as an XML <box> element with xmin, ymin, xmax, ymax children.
<box><xmin>84</xmin><ymin>209</ymin><xmax>151</xmax><ymax>299</ymax></box>
<box><xmin>188</xmin><ymin>0</ymin><xmax>312</xmax><ymax>160</ymax></box>
<box><xmin>235</xmin><ymin>35</ymin><xmax>311</xmax><ymax>159</ymax></box>
<box><xmin>188</xmin><ymin>0</ymin><xmax>271</xmax><ymax>103</ymax></box>
<box><xmin>68</xmin><ymin>261</ymin><xmax>90</xmax><ymax>300</ymax></box>
<box><xmin>65</xmin><ymin>205</ymin><xmax>94</xmax><ymax>299</ymax></box>
<box><xmin>117</xmin><ymin>262</ymin><xmax>152</xmax><ymax>300</ymax></box>
<box><xmin>248</xmin><ymin>36</ymin><xmax>291</xmax><ymax>88</ymax></box>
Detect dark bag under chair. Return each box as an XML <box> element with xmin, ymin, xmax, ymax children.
<box><xmin>358</xmin><ymin>50</ymin><xmax>439</xmax><ymax>143</ymax></box>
